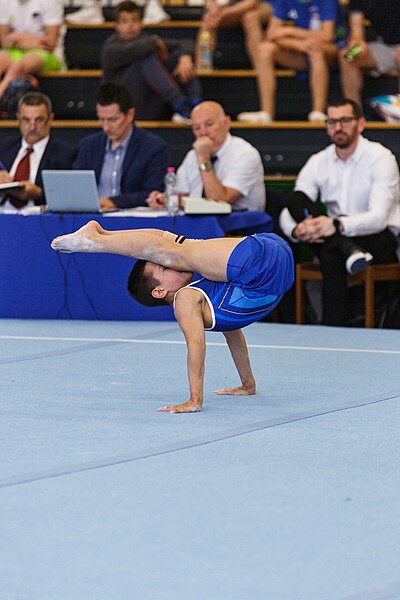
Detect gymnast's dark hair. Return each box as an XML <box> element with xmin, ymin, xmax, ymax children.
<box><xmin>127</xmin><ymin>259</ymin><xmax>169</xmax><ymax>307</ymax></box>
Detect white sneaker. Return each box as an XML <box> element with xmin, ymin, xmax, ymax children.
<box><xmin>308</xmin><ymin>110</ymin><xmax>327</xmax><ymax>122</ymax></box>
<box><xmin>237</xmin><ymin>111</ymin><xmax>273</xmax><ymax>124</ymax></box>
<box><xmin>143</xmin><ymin>0</ymin><xmax>170</xmax><ymax>24</ymax></box>
<box><xmin>66</xmin><ymin>5</ymin><xmax>105</xmax><ymax>24</ymax></box>
<box><xmin>172</xmin><ymin>112</ymin><xmax>191</xmax><ymax>124</ymax></box>
<box><xmin>345</xmin><ymin>250</ymin><xmax>373</xmax><ymax>275</ymax></box>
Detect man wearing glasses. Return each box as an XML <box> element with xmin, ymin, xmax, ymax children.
<box><xmin>0</xmin><ymin>91</ymin><xmax>76</xmax><ymax>210</ymax></box>
<box><xmin>271</xmin><ymin>97</ymin><xmax>400</xmax><ymax>326</ymax></box>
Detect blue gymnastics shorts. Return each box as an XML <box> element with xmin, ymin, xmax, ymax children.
<box><xmin>226</xmin><ymin>233</ymin><xmax>294</xmax><ymax>296</ymax></box>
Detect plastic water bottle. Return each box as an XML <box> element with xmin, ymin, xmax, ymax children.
<box><xmin>199</xmin><ymin>30</ymin><xmax>213</xmax><ymax>71</ymax></box>
<box><xmin>309</xmin><ymin>7</ymin><xmax>321</xmax><ymax>31</ymax></box>
<box><xmin>165</xmin><ymin>167</ymin><xmax>179</xmax><ymax>216</ymax></box>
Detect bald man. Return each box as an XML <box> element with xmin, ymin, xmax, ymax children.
<box><xmin>147</xmin><ymin>101</ymin><xmax>266</xmax><ymax>211</ymax></box>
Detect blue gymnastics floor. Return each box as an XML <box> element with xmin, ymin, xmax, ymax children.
<box><xmin>0</xmin><ymin>319</ymin><xmax>399</xmax><ymax>600</ymax></box>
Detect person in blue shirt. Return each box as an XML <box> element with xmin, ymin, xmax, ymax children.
<box><xmin>237</xmin><ymin>0</ymin><xmax>347</xmax><ymax>123</ymax></box>
<box><xmin>51</xmin><ymin>221</ymin><xmax>294</xmax><ymax>414</ymax></box>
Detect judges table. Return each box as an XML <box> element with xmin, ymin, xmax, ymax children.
<box><xmin>0</xmin><ymin>210</ymin><xmax>273</xmax><ymax>320</ymax></box>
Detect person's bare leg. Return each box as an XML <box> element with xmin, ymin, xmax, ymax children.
<box><xmin>0</xmin><ymin>54</ymin><xmax>44</xmax><ymax>98</ymax></box>
<box><xmin>339</xmin><ymin>47</ymin><xmax>377</xmax><ymax>106</ymax></box>
<box><xmin>256</xmin><ymin>40</ymin><xmax>279</xmax><ymax>116</ymax></box>
<box><xmin>0</xmin><ymin>52</ymin><xmax>13</xmax><ymax>78</ymax></box>
<box><xmin>51</xmin><ymin>220</ymin><xmax>242</xmax><ymax>281</ymax></box>
<box><xmin>308</xmin><ymin>46</ymin><xmax>337</xmax><ymax>113</ymax></box>
<box><xmin>240</xmin><ymin>3</ymin><xmax>272</xmax><ymax>68</ymax></box>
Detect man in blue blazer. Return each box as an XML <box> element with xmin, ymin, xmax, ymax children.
<box><xmin>0</xmin><ymin>91</ymin><xmax>76</xmax><ymax>209</ymax></box>
<box><xmin>74</xmin><ymin>83</ymin><xmax>169</xmax><ymax>210</ymax></box>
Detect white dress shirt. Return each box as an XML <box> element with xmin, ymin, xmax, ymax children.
<box><xmin>176</xmin><ymin>133</ymin><xmax>266</xmax><ymax>211</ymax></box>
<box><xmin>0</xmin><ymin>136</ymin><xmax>49</xmax><ymax>212</ymax></box>
<box><xmin>280</xmin><ymin>136</ymin><xmax>400</xmax><ymax>238</ymax></box>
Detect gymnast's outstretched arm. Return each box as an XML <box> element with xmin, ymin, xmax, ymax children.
<box><xmin>215</xmin><ymin>330</ymin><xmax>256</xmax><ymax>396</ymax></box>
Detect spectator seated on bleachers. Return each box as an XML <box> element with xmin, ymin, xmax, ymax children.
<box><xmin>195</xmin><ymin>0</ymin><xmax>274</xmax><ymax>70</ymax></box>
<box><xmin>0</xmin><ymin>0</ymin><xmax>65</xmax><ymax>102</ymax></box>
<box><xmin>101</xmin><ymin>1</ymin><xmax>202</xmax><ymax>121</ymax></box>
<box><xmin>339</xmin><ymin>0</ymin><xmax>400</xmax><ymax>109</ymax></box>
<box><xmin>237</xmin><ymin>0</ymin><xmax>348</xmax><ymax>123</ymax></box>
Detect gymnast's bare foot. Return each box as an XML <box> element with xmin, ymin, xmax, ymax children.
<box><xmin>214</xmin><ymin>385</ymin><xmax>255</xmax><ymax>396</ymax></box>
<box><xmin>157</xmin><ymin>399</ymin><xmax>203</xmax><ymax>414</ymax></box>
<box><xmin>51</xmin><ymin>220</ymin><xmax>105</xmax><ymax>253</ymax></box>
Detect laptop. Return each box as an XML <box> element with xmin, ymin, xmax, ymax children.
<box><xmin>42</xmin><ymin>170</ymin><xmax>118</xmax><ymax>213</ymax></box>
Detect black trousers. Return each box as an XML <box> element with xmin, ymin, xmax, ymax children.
<box><xmin>267</xmin><ymin>189</ymin><xmax>398</xmax><ymax>326</ymax></box>
<box><xmin>114</xmin><ymin>50</ymin><xmax>202</xmax><ymax>121</ymax></box>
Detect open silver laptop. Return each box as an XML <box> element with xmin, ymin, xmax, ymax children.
<box><xmin>42</xmin><ymin>170</ymin><xmax>118</xmax><ymax>213</ymax></box>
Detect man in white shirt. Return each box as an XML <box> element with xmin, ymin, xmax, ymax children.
<box><xmin>147</xmin><ymin>101</ymin><xmax>266</xmax><ymax>212</ymax></box>
<box><xmin>271</xmin><ymin>97</ymin><xmax>400</xmax><ymax>326</ymax></box>
<box><xmin>0</xmin><ymin>91</ymin><xmax>76</xmax><ymax>210</ymax></box>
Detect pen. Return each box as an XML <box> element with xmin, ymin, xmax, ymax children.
<box><xmin>304</xmin><ymin>208</ymin><xmax>309</xmax><ymax>219</ymax></box>
<box><xmin>0</xmin><ymin>160</ymin><xmax>6</xmax><ymax>170</ymax></box>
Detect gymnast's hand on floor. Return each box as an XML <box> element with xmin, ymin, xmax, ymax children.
<box><xmin>157</xmin><ymin>399</ymin><xmax>203</xmax><ymax>414</ymax></box>
<box><xmin>214</xmin><ymin>385</ymin><xmax>256</xmax><ymax>396</ymax></box>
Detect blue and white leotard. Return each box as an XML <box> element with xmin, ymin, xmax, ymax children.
<box><xmin>174</xmin><ymin>233</ymin><xmax>294</xmax><ymax>332</ymax></box>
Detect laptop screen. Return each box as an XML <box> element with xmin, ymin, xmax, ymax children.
<box><xmin>42</xmin><ymin>170</ymin><xmax>102</xmax><ymax>213</ymax></box>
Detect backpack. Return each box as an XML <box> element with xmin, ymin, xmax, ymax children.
<box><xmin>370</xmin><ymin>95</ymin><xmax>400</xmax><ymax>123</ymax></box>
<box><xmin>0</xmin><ymin>78</ymin><xmax>39</xmax><ymax>119</ymax></box>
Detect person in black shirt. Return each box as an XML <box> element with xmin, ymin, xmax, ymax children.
<box><xmin>339</xmin><ymin>0</ymin><xmax>400</xmax><ymax>106</ymax></box>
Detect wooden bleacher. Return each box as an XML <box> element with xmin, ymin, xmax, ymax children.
<box><xmin>35</xmin><ymin>67</ymin><xmax>399</xmax><ymax>122</ymax></box>
<box><xmin>2</xmin><ymin>15</ymin><xmax>399</xmax><ymax>175</ymax></box>
<box><xmin>1</xmin><ymin>119</ymin><xmax>400</xmax><ymax>175</ymax></box>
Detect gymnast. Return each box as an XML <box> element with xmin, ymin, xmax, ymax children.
<box><xmin>51</xmin><ymin>221</ymin><xmax>294</xmax><ymax>413</ymax></box>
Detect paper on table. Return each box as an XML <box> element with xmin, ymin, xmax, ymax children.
<box><xmin>0</xmin><ymin>181</ymin><xmax>24</xmax><ymax>192</ymax></box>
<box><xmin>103</xmin><ymin>207</ymin><xmax>170</xmax><ymax>217</ymax></box>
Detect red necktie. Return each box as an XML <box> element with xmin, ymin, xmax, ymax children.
<box><xmin>2</xmin><ymin>146</ymin><xmax>34</xmax><ymax>209</ymax></box>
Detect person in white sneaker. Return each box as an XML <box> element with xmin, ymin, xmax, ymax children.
<box><xmin>267</xmin><ymin>98</ymin><xmax>400</xmax><ymax>326</ymax></box>
<box><xmin>237</xmin><ymin>0</ymin><xmax>347</xmax><ymax>123</ymax></box>
<box><xmin>0</xmin><ymin>0</ymin><xmax>65</xmax><ymax>101</ymax></box>
<box><xmin>65</xmin><ymin>0</ymin><xmax>169</xmax><ymax>25</ymax></box>
<box><xmin>101</xmin><ymin>1</ymin><xmax>201</xmax><ymax>120</ymax></box>
<box><xmin>65</xmin><ymin>1</ymin><xmax>105</xmax><ymax>25</ymax></box>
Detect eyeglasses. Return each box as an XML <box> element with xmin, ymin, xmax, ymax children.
<box><xmin>326</xmin><ymin>117</ymin><xmax>359</xmax><ymax>126</ymax></box>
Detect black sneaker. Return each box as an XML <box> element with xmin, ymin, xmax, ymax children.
<box><xmin>345</xmin><ymin>249</ymin><xmax>373</xmax><ymax>275</ymax></box>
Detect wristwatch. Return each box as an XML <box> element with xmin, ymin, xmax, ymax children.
<box><xmin>198</xmin><ymin>160</ymin><xmax>213</xmax><ymax>172</ymax></box>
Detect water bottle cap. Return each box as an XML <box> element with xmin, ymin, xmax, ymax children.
<box><xmin>167</xmin><ymin>166</ymin><xmax>175</xmax><ymax>172</ymax></box>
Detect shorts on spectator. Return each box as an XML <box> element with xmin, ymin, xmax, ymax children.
<box><xmin>368</xmin><ymin>39</ymin><xmax>400</xmax><ymax>77</ymax></box>
<box><xmin>4</xmin><ymin>48</ymin><xmax>63</xmax><ymax>72</ymax></box>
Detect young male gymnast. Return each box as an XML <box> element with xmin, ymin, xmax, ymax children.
<box><xmin>51</xmin><ymin>221</ymin><xmax>294</xmax><ymax>413</ymax></box>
